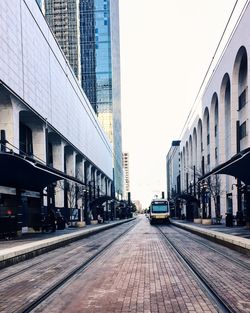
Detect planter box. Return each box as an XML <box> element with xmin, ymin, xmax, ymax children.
<box><xmin>76</xmin><ymin>221</ymin><xmax>86</xmax><ymax>228</ymax></box>
<box><xmin>91</xmin><ymin>220</ymin><xmax>98</xmax><ymax>225</ymax></box>
<box><xmin>193</xmin><ymin>218</ymin><xmax>202</xmax><ymax>224</ymax></box>
<box><xmin>202</xmin><ymin>218</ymin><xmax>212</xmax><ymax>225</ymax></box>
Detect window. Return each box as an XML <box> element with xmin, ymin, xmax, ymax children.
<box><xmin>238</xmin><ymin>88</ymin><xmax>247</xmax><ymax>110</ymax></box>
<box><xmin>207</xmin><ymin>154</ymin><xmax>210</xmax><ymax>165</ymax></box>
<box><xmin>19</xmin><ymin>123</ymin><xmax>33</xmax><ymax>156</ymax></box>
<box><xmin>207</xmin><ymin>134</ymin><xmax>210</xmax><ymax>145</ymax></box>
<box><xmin>215</xmin><ymin>147</ymin><xmax>218</xmax><ymax>159</ymax></box>
<box><xmin>239</xmin><ymin>121</ymin><xmax>247</xmax><ymax>140</ymax></box>
<box><xmin>214</xmin><ymin>125</ymin><xmax>217</xmax><ymax>137</ymax></box>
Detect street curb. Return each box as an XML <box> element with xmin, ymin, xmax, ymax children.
<box><xmin>171</xmin><ymin>220</ymin><xmax>250</xmax><ymax>255</ymax></box>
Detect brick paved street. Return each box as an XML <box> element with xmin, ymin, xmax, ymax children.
<box><xmin>34</xmin><ymin>217</ymin><xmax>219</xmax><ymax>313</ymax></box>
<box><xmin>0</xmin><ymin>221</ymin><xmax>136</xmax><ymax>313</ymax></box>
<box><xmin>159</xmin><ymin>225</ymin><xmax>250</xmax><ymax>313</ymax></box>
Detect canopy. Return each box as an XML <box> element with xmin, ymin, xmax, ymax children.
<box><xmin>0</xmin><ymin>152</ymin><xmax>85</xmax><ymax>191</ymax></box>
<box><xmin>177</xmin><ymin>193</ymin><xmax>199</xmax><ymax>203</ymax></box>
<box><xmin>198</xmin><ymin>147</ymin><xmax>250</xmax><ymax>184</ymax></box>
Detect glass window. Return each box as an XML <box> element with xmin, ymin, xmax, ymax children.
<box><xmin>151</xmin><ymin>204</ymin><xmax>169</xmax><ymax>213</ymax></box>
<box><xmin>239</xmin><ymin>121</ymin><xmax>247</xmax><ymax>140</ymax></box>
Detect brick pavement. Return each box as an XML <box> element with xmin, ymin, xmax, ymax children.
<box><xmin>159</xmin><ymin>226</ymin><xmax>250</xmax><ymax>313</ymax></box>
<box><xmin>0</xmin><ymin>221</ymin><xmax>136</xmax><ymax>313</ymax></box>
<box><xmin>34</xmin><ymin>217</ymin><xmax>218</xmax><ymax>313</ymax></box>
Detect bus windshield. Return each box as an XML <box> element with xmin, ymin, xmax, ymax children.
<box><xmin>151</xmin><ymin>204</ymin><xmax>169</xmax><ymax>213</ymax></box>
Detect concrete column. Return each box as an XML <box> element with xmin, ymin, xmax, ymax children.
<box><xmin>97</xmin><ymin>172</ymin><xmax>102</xmax><ymax>196</ymax></box>
<box><xmin>65</xmin><ymin>150</ymin><xmax>76</xmax><ymax>177</ymax></box>
<box><xmin>76</xmin><ymin>156</ymin><xmax>85</xmax><ymax>222</ymax></box>
<box><xmin>52</xmin><ymin>141</ymin><xmax>65</xmax><ymax>171</ymax></box>
<box><xmin>32</xmin><ymin>124</ymin><xmax>46</xmax><ymax>162</ymax></box>
<box><xmin>231</xmin><ymin>76</ymin><xmax>238</xmax><ymax>157</ymax></box>
<box><xmin>108</xmin><ymin>180</ymin><xmax>112</xmax><ymax>197</ymax></box>
<box><xmin>76</xmin><ymin>156</ymin><xmax>84</xmax><ymax>181</ymax></box>
<box><xmin>101</xmin><ymin>175</ymin><xmax>106</xmax><ymax>195</ymax></box>
<box><xmin>210</xmin><ymin>112</ymin><xmax>216</xmax><ymax>169</ymax></box>
<box><xmin>0</xmin><ymin>94</ymin><xmax>23</xmax><ymax>153</ymax></box>
<box><xmin>86</xmin><ymin>163</ymin><xmax>92</xmax><ymax>183</ymax></box>
<box><xmin>93</xmin><ymin>168</ymin><xmax>98</xmax><ymax>198</ymax></box>
<box><xmin>53</xmin><ymin>141</ymin><xmax>65</xmax><ymax>209</ymax></box>
<box><xmin>218</xmin><ymin>96</ymin><xmax>226</xmax><ymax>163</ymax></box>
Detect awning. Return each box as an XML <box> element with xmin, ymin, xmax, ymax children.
<box><xmin>90</xmin><ymin>195</ymin><xmax>113</xmax><ymax>207</ymax></box>
<box><xmin>0</xmin><ymin>152</ymin><xmax>85</xmax><ymax>191</ymax></box>
<box><xmin>177</xmin><ymin>193</ymin><xmax>199</xmax><ymax>203</ymax></box>
<box><xmin>198</xmin><ymin>147</ymin><xmax>250</xmax><ymax>184</ymax></box>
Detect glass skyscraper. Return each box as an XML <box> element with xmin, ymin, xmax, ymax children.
<box><xmin>44</xmin><ymin>0</ymin><xmax>123</xmax><ymax>198</ymax></box>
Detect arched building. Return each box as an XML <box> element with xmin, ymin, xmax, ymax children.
<box><xmin>166</xmin><ymin>3</ymin><xmax>250</xmax><ymax>226</ymax></box>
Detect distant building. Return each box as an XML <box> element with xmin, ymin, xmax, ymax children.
<box><xmin>134</xmin><ymin>200</ymin><xmax>142</xmax><ymax>213</ymax></box>
<box><xmin>166</xmin><ymin>141</ymin><xmax>180</xmax><ymax>200</ymax></box>
<box><xmin>122</xmin><ymin>152</ymin><xmax>130</xmax><ymax>199</ymax></box>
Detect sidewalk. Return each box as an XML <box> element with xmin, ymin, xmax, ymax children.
<box><xmin>0</xmin><ymin>218</ymin><xmax>135</xmax><ymax>268</ymax></box>
<box><xmin>171</xmin><ymin>219</ymin><xmax>250</xmax><ymax>253</ymax></box>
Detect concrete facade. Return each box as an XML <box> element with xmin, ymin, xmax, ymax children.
<box><xmin>167</xmin><ymin>3</ymin><xmax>250</xmax><ymax>222</ymax></box>
<box><xmin>0</xmin><ymin>0</ymin><xmax>113</xmax><ymax>230</ymax></box>
<box><xmin>0</xmin><ymin>0</ymin><xmax>112</xmax><ymax>179</ymax></box>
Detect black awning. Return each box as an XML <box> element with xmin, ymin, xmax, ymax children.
<box><xmin>199</xmin><ymin>147</ymin><xmax>250</xmax><ymax>184</ymax></box>
<box><xmin>177</xmin><ymin>193</ymin><xmax>199</xmax><ymax>203</ymax></box>
<box><xmin>0</xmin><ymin>152</ymin><xmax>85</xmax><ymax>191</ymax></box>
<box><xmin>90</xmin><ymin>195</ymin><xmax>113</xmax><ymax>207</ymax></box>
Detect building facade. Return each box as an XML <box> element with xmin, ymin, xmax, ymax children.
<box><xmin>166</xmin><ymin>3</ymin><xmax>250</xmax><ymax>225</ymax></box>
<box><xmin>0</xmin><ymin>0</ymin><xmax>113</xmax><ymax>233</ymax></box>
<box><xmin>166</xmin><ymin>141</ymin><xmax>180</xmax><ymax>201</ymax></box>
<box><xmin>44</xmin><ymin>0</ymin><xmax>123</xmax><ymax>200</ymax></box>
<box><xmin>122</xmin><ymin>152</ymin><xmax>130</xmax><ymax>199</ymax></box>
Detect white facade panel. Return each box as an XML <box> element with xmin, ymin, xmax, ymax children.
<box><xmin>0</xmin><ymin>0</ymin><xmax>112</xmax><ymax>178</ymax></box>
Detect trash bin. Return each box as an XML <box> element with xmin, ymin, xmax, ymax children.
<box><xmin>225</xmin><ymin>213</ymin><xmax>233</xmax><ymax>227</ymax></box>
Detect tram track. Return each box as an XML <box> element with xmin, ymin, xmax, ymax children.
<box><xmin>157</xmin><ymin>225</ymin><xmax>250</xmax><ymax>313</ymax></box>
<box><xmin>0</xmin><ymin>220</ymin><xmax>138</xmax><ymax>313</ymax></box>
<box><xmin>171</xmin><ymin>225</ymin><xmax>250</xmax><ymax>271</ymax></box>
<box><xmin>0</xmin><ymin>233</ymin><xmax>108</xmax><ymax>283</ymax></box>
<box><xmin>157</xmin><ymin>226</ymin><xmax>236</xmax><ymax>313</ymax></box>
<box><xmin>20</xmin><ymin>220</ymin><xmax>137</xmax><ymax>313</ymax></box>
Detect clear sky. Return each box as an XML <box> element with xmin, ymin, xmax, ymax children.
<box><xmin>119</xmin><ymin>0</ymin><xmax>247</xmax><ymax>208</ymax></box>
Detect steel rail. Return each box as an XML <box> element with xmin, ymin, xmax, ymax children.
<box><xmin>0</xmin><ymin>220</ymin><xmax>136</xmax><ymax>283</ymax></box>
<box><xmin>170</xmin><ymin>225</ymin><xmax>250</xmax><ymax>271</ymax></box>
<box><xmin>19</xmin><ymin>220</ymin><xmax>137</xmax><ymax>313</ymax></box>
<box><xmin>157</xmin><ymin>226</ymin><xmax>237</xmax><ymax>313</ymax></box>
<box><xmin>0</xmin><ymin>231</ymin><xmax>116</xmax><ymax>283</ymax></box>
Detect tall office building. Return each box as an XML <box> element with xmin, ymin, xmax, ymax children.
<box><xmin>44</xmin><ymin>0</ymin><xmax>81</xmax><ymax>82</ymax></box>
<box><xmin>122</xmin><ymin>152</ymin><xmax>130</xmax><ymax>198</ymax></box>
<box><xmin>44</xmin><ymin>0</ymin><xmax>123</xmax><ymax>199</ymax></box>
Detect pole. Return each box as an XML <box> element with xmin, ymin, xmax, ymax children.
<box><xmin>0</xmin><ymin>130</ymin><xmax>6</xmax><ymax>152</ymax></box>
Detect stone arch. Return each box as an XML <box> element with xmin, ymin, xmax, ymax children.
<box><xmin>232</xmin><ymin>46</ymin><xmax>248</xmax><ymax>151</ymax></box>
<box><xmin>203</xmin><ymin>107</ymin><xmax>210</xmax><ymax>172</ymax></box>
<box><xmin>197</xmin><ymin>119</ymin><xmax>203</xmax><ymax>173</ymax></box>
<box><xmin>192</xmin><ymin>127</ymin><xmax>198</xmax><ymax>167</ymax></box>
<box><xmin>210</xmin><ymin>93</ymin><xmax>219</xmax><ymax>165</ymax></box>
<box><xmin>220</xmin><ymin>73</ymin><xmax>231</xmax><ymax>160</ymax></box>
